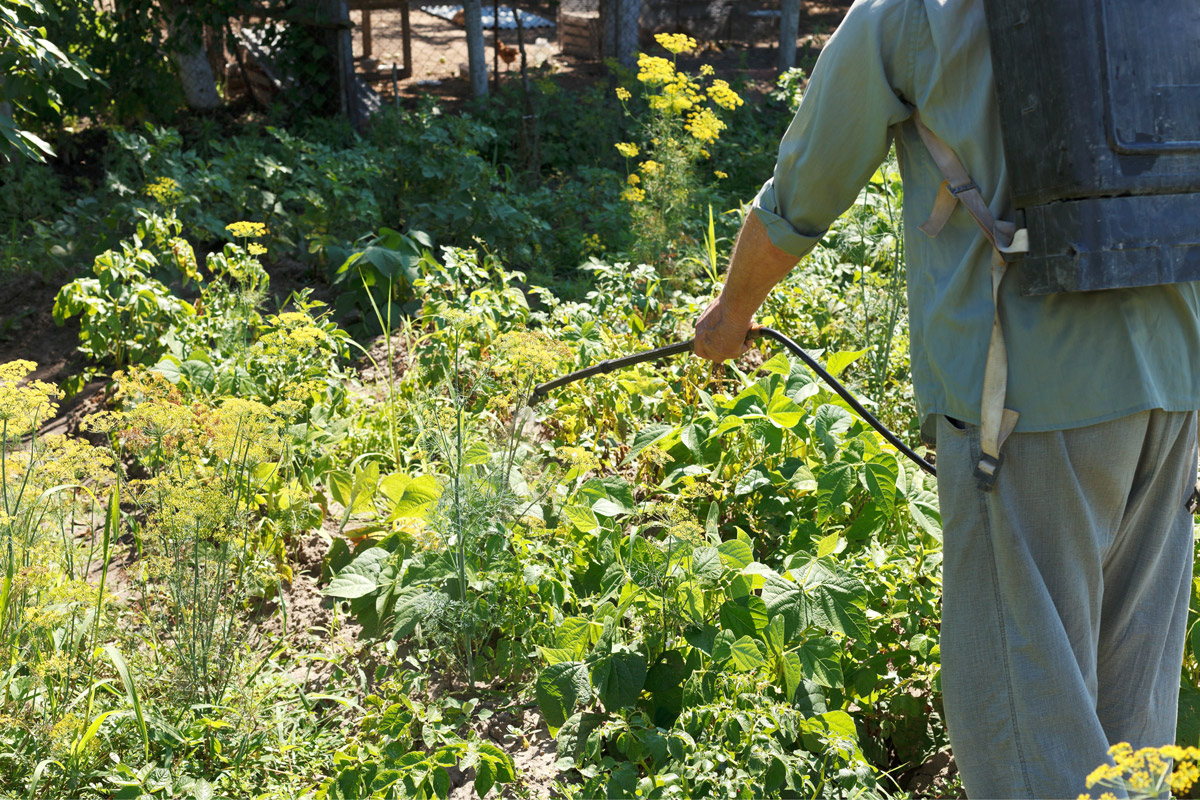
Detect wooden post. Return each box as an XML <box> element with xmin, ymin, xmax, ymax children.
<box><xmin>463</xmin><ymin>0</ymin><xmax>488</xmax><ymax>97</ymax></box>
<box><xmin>778</xmin><ymin>0</ymin><xmax>800</xmax><ymax>72</ymax></box>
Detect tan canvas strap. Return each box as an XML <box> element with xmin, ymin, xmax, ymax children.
<box><xmin>910</xmin><ymin>111</ymin><xmax>1028</xmax><ymax>489</ymax></box>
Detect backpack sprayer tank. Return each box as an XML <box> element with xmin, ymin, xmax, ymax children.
<box><xmin>983</xmin><ymin>0</ymin><xmax>1200</xmax><ymax>295</ymax></box>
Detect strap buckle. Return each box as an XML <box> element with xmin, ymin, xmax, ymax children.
<box><xmin>974</xmin><ymin>453</ymin><xmax>1004</xmax><ymax>492</ymax></box>
<box><xmin>948</xmin><ymin>180</ymin><xmax>979</xmax><ymax>196</ymax></box>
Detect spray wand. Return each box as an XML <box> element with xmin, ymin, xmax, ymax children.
<box><xmin>529</xmin><ymin>326</ymin><xmax>936</xmax><ymax>477</ymax></box>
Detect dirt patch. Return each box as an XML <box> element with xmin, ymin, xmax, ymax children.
<box><xmin>444</xmin><ymin>703</ymin><xmax>559</xmax><ymax>799</ymax></box>
<box><xmin>902</xmin><ymin>749</ymin><xmax>963</xmax><ymax>799</ymax></box>
<box><xmin>255</xmin><ymin>528</ymin><xmax>365</xmax><ymax>690</ymax></box>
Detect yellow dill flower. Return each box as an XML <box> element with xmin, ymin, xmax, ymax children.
<box><xmin>621</xmin><ymin>186</ymin><xmax>646</xmax><ymax>203</ymax></box>
<box><xmin>615</xmin><ymin>86</ymin><xmax>632</xmax><ymax>101</ymax></box>
<box><xmin>225</xmin><ymin>221</ymin><xmax>268</xmax><ymax>238</ymax></box>
<box><xmin>707</xmin><ymin>79</ymin><xmax>744</xmax><ymax>110</ymax></box>
<box><xmin>614</xmin><ymin>142</ymin><xmax>640</xmax><ymax>158</ymax></box>
<box><xmin>248</xmin><ymin>243</ymin><xmax>268</xmax><ymax>256</ymax></box>
<box><xmin>714</xmin><ymin>170</ymin><xmax>728</xmax><ymax>179</ymax></box>
<box><xmin>639</xmin><ymin>160</ymin><xmax>662</xmax><ymax>176</ymax></box>
<box><xmin>637</xmin><ymin>53</ymin><xmax>675</xmax><ymax>85</ymax></box>
<box><xmin>655</xmin><ymin>32</ymin><xmax>696</xmax><ymax>55</ymax></box>
<box><xmin>144</xmin><ymin>177</ymin><xmax>183</xmax><ymax>205</ymax></box>
<box><xmin>627</xmin><ymin>173</ymin><xmax>640</xmax><ymax>185</ymax></box>
<box><xmin>685</xmin><ymin>107</ymin><xmax>726</xmax><ymax>144</ymax></box>
<box><xmin>0</xmin><ymin>361</ymin><xmax>62</xmax><ymax>436</ymax></box>
<box><xmin>700</xmin><ymin>64</ymin><xmax>715</xmax><ymax>76</ymax></box>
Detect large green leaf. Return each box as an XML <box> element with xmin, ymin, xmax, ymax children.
<box><xmin>689</xmin><ymin>546</ymin><xmax>723</xmax><ymax>582</ymax></box>
<box><xmin>621</xmin><ymin>424</ymin><xmax>674</xmax><ymax>466</ymax></box>
<box><xmin>717</xmin><ymin>539</ymin><xmax>753</xmax><ymax>569</ymax></box>
<box><xmin>591</xmin><ymin>649</ymin><xmax>647</xmax><ymax>711</ymax></box>
<box><xmin>814</xmin><ymin>404</ymin><xmax>853</xmax><ymax>459</ymax></box>
<box><xmin>380</xmin><ymin>473</ymin><xmax>441</xmax><ymax>520</ymax></box>
<box><xmin>324</xmin><ymin>547</ymin><xmax>390</xmax><ymax>599</ymax></box>
<box><xmin>391</xmin><ymin>588</ymin><xmax>440</xmax><ymax>639</ymax></box>
<box><xmin>761</xmin><ymin>560</ymin><xmax>870</xmax><ymax>641</ymax></box>
<box><xmin>536</xmin><ymin>662</ymin><xmax>592</xmax><ymax>733</ymax></box>
<box><xmin>473</xmin><ymin>742</ymin><xmax>515</xmax><ymax>797</ymax></box>
<box><xmin>728</xmin><ymin>636</ymin><xmax>765</xmax><ymax>672</ymax></box>
<box><xmin>798</xmin><ymin>635</ymin><xmax>843</xmax><ymax>688</ymax></box>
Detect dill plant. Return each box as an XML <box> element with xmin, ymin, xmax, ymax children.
<box><xmin>0</xmin><ymin>361</ymin><xmax>121</xmax><ymax>791</ymax></box>
<box><xmin>411</xmin><ymin>318</ymin><xmax>571</xmax><ymax>687</ymax></box>
<box><xmin>92</xmin><ymin>370</ymin><xmax>290</xmax><ymax>712</ymax></box>
<box><xmin>613</xmin><ymin>33</ymin><xmax>745</xmax><ymax>267</ymax></box>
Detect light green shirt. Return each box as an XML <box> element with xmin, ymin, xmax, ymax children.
<box><xmin>754</xmin><ymin>0</ymin><xmax>1200</xmax><ymax>434</ymax></box>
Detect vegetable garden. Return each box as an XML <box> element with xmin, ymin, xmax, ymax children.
<box><xmin>4</xmin><ymin>5</ymin><xmax>1200</xmax><ymax>799</ymax></box>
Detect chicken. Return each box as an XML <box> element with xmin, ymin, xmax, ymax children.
<box><xmin>496</xmin><ymin>39</ymin><xmax>518</xmax><ymax>67</ymax></box>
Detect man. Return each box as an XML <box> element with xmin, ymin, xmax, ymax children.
<box><xmin>693</xmin><ymin>1</ymin><xmax>1200</xmax><ymax>797</ymax></box>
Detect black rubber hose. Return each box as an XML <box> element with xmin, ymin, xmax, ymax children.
<box><xmin>529</xmin><ymin>326</ymin><xmax>936</xmax><ymax>477</ymax></box>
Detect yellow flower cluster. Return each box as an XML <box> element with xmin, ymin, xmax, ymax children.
<box><xmin>637</xmin><ymin>54</ymin><xmax>676</xmax><ymax>85</ymax></box>
<box><xmin>248</xmin><ymin>243</ymin><xmax>268</xmax><ymax>256</ymax></box>
<box><xmin>621</xmin><ymin>186</ymin><xmax>646</xmax><ymax>203</ymax></box>
<box><xmin>707</xmin><ymin>79</ymin><xmax>743</xmax><ymax>110</ymax></box>
<box><xmin>144</xmin><ymin>177</ymin><xmax>183</xmax><ymax>206</ymax></box>
<box><xmin>615</xmin><ymin>87</ymin><xmax>632</xmax><ymax>102</ymax></box>
<box><xmin>714</xmin><ymin>170</ymin><xmax>728</xmax><ymax>179</ymax></box>
<box><xmin>627</xmin><ymin>174</ymin><xmax>641</xmax><ymax>186</ymax></box>
<box><xmin>489</xmin><ymin>331</ymin><xmax>574</xmax><ymax>391</ymax></box>
<box><xmin>225</xmin><ymin>221</ymin><xmax>268</xmax><ymax>238</ymax></box>
<box><xmin>1082</xmin><ymin>742</ymin><xmax>1200</xmax><ymax>797</ymax></box>
<box><xmin>640</xmin><ymin>160</ymin><xmax>663</xmax><ymax>176</ymax></box>
<box><xmin>649</xmin><ymin>74</ymin><xmax>704</xmax><ymax>114</ymax></box>
<box><xmin>685</xmin><ymin>107</ymin><xmax>726</xmax><ymax>144</ymax></box>
<box><xmin>654</xmin><ymin>32</ymin><xmax>696</xmax><ymax>55</ymax></box>
<box><xmin>615</xmin><ymin>142</ymin><xmax>640</xmax><ymax>158</ymax></box>
<box><xmin>0</xmin><ymin>361</ymin><xmax>62</xmax><ymax>437</ymax></box>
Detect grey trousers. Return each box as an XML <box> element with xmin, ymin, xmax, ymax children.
<box><xmin>936</xmin><ymin>410</ymin><xmax>1197</xmax><ymax>800</ymax></box>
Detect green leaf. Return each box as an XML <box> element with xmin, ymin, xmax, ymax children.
<box><xmin>380</xmin><ymin>473</ymin><xmax>441</xmax><ymax>520</ymax></box>
<box><xmin>760</xmin><ymin>353</ymin><xmax>791</xmax><ymax>375</ymax></box>
<box><xmin>391</xmin><ymin>588</ymin><xmax>439</xmax><ymax>638</ymax></box>
<box><xmin>474</xmin><ymin>742</ymin><xmax>515</xmax><ymax>797</ymax></box>
<box><xmin>814</xmin><ymin>405</ymin><xmax>853</xmax><ymax>459</ymax></box>
<box><xmin>863</xmin><ymin>456</ymin><xmax>899</xmax><ymax>514</ymax></box>
<box><xmin>717</xmin><ymin>539</ymin><xmax>753</xmax><ymax>569</ymax></box>
<box><xmin>690</xmin><ymin>546</ymin><xmax>723</xmax><ymax>581</ymax></box>
<box><xmin>728</xmin><ymin>636</ymin><xmax>765</xmax><ymax>672</ymax></box>
<box><xmin>765</xmin><ymin>391</ymin><xmax>804</xmax><ymax>429</ymax></box>
<box><xmin>535</xmin><ymin>662</ymin><xmax>591</xmax><ymax>733</ymax></box>
<box><xmin>622</xmin><ymin>424</ymin><xmax>674</xmax><ymax>465</ymax></box>
<box><xmin>817</xmin><ymin>462</ymin><xmax>856</xmax><ymax>520</ymax></box>
<box><xmin>815</xmin><ymin>531</ymin><xmax>840</xmax><ymax>559</ymax></box>
<box><xmin>762</xmin><ymin>560</ymin><xmax>870</xmax><ymax>641</ymax></box>
<box><xmin>798</xmin><ymin>636</ymin><xmax>843</xmax><ymax>688</ymax></box>
<box><xmin>564</xmin><ymin>504</ymin><xmax>600</xmax><ymax>533</ymax></box>
<box><xmin>591</xmin><ymin>650</ymin><xmax>647</xmax><ymax>710</ymax></box>
<box><xmin>824</xmin><ymin>349</ymin><xmax>867</xmax><ymax>378</ymax></box>
<box><xmin>554</xmin><ymin>616</ymin><xmax>596</xmax><ymax>658</ymax></box>
<box><xmin>324</xmin><ymin>547</ymin><xmax>390</xmax><ymax>599</ymax></box>
<box><xmin>104</xmin><ymin>645</ymin><xmax>147</xmax><ymax>760</ymax></box>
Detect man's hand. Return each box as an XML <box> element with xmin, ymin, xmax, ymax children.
<box><xmin>691</xmin><ymin>210</ymin><xmax>800</xmax><ymax>363</ymax></box>
<box><xmin>694</xmin><ymin>296</ymin><xmax>755</xmax><ymax>363</ymax></box>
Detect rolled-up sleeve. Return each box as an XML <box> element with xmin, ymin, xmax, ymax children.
<box><xmin>753</xmin><ymin>0</ymin><xmax>914</xmax><ymax>257</ymax></box>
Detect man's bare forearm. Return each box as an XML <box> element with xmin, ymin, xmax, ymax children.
<box><xmin>693</xmin><ymin>210</ymin><xmax>800</xmax><ymax>362</ymax></box>
<box><xmin>717</xmin><ymin>210</ymin><xmax>801</xmax><ymax>323</ymax></box>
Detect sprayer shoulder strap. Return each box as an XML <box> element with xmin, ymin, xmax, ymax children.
<box><xmin>910</xmin><ymin>110</ymin><xmax>1028</xmax><ymax>490</ymax></box>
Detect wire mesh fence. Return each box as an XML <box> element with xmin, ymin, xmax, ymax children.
<box><xmin>216</xmin><ymin>0</ymin><xmax>844</xmax><ymax>117</ymax></box>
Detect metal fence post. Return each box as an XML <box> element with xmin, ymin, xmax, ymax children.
<box><xmin>778</xmin><ymin>0</ymin><xmax>800</xmax><ymax>72</ymax></box>
<box><xmin>463</xmin><ymin>0</ymin><xmax>488</xmax><ymax>97</ymax></box>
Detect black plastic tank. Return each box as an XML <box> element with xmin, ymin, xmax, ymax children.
<box><xmin>981</xmin><ymin>0</ymin><xmax>1200</xmax><ymax>295</ymax></box>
